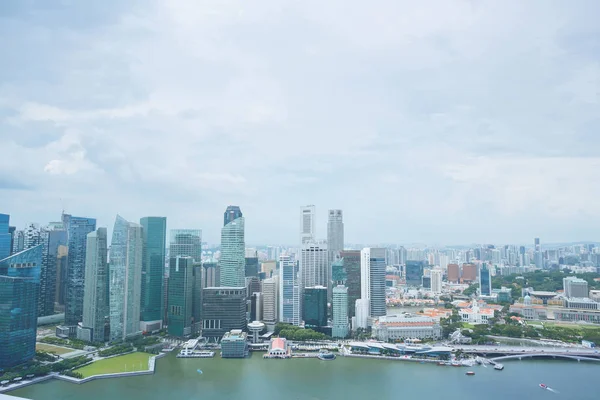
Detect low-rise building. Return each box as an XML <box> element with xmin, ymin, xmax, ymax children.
<box><xmin>509</xmin><ymin>295</ymin><xmax>547</xmax><ymax>320</ymax></box>
<box><xmin>459</xmin><ymin>299</ymin><xmax>495</xmax><ymax>324</ymax></box>
<box><xmin>265</xmin><ymin>337</ymin><xmax>290</xmax><ymax>359</ymax></box>
<box><xmin>220</xmin><ymin>330</ymin><xmax>248</xmax><ymax>358</ymax></box>
<box><xmin>553</xmin><ymin>308</ymin><xmax>600</xmax><ymax>324</ymax></box>
<box><xmin>371</xmin><ymin>313</ymin><xmax>442</xmax><ymax>342</ymax></box>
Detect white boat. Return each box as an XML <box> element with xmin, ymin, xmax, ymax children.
<box><xmin>494</xmin><ymin>364</ymin><xmax>504</xmax><ymax>370</ymax></box>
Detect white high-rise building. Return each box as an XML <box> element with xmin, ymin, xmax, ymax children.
<box><xmin>110</xmin><ymin>215</ymin><xmax>143</xmax><ymax>341</ymax></box>
<box><xmin>300</xmin><ymin>205</ymin><xmax>316</xmax><ymax>245</ymax></box>
<box><xmin>300</xmin><ymin>241</ymin><xmax>328</xmax><ymax>288</ymax></box>
<box><xmin>262</xmin><ymin>276</ymin><xmax>279</xmax><ymax>329</ymax></box>
<box><xmin>360</xmin><ymin>248</ymin><xmax>386</xmax><ymax>318</ymax></box>
<box><xmin>280</xmin><ymin>254</ymin><xmax>301</xmax><ymax>326</ymax></box>
<box><xmin>354</xmin><ymin>298</ymin><xmax>369</xmax><ymax>330</ymax></box>
<box><xmin>431</xmin><ymin>268</ymin><xmax>443</xmax><ymax>294</ymax></box>
<box><xmin>327</xmin><ymin>209</ymin><xmax>344</xmax><ymax>259</ymax></box>
<box><xmin>563</xmin><ymin>277</ymin><xmax>589</xmax><ymax>298</ymax></box>
<box><xmin>332</xmin><ymin>285</ymin><xmax>349</xmax><ymax>338</ymax></box>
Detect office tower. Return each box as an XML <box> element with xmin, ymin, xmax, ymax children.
<box><xmin>262</xmin><ymin>276</ymin><xmax>279</xmax><ymax>328</ymax></box>
<box><xmin>534</xmin><ymin>237</ymin><xmax>543</xmax><ymax>268</ymax></box>
<box><xmin>245</xmin><ymin>255</ymin><xmax>259</xmax><ymax>277</ymax></box>
<box><xmin>563</xmin><ymin>277</ymin><xmax>589</xmax><ymax>298</ymax></box>
<box><xmin>261</xmin><ymin>260</ymin><xmax>276</xmax><ymax>278</ymax></box>
<box><xmin>431</xmin><ymin>268</ymin><xmax>442</xmax><ymax>294</ymax></box>
<box><xmin>300</xmin><ymin>205</ymin><xmax>315</xmax><ymax>245</ymax></box>
<box><xmin>301</xmin><ymin>241</ymin><xmax>328</xmax><ymax>288</ymax></box>
<box><xmin>78</xmin><ymin>228</ymin><xmax>108</xmax><ymax>343</ymax></box>
<box><xmin>479</xmin><ymin>264</ymin><xmax>491</xmax><ymax>296</ymax></box>
<box><xmin>202</xmin><ymin>261</ymin><xmax>219</xmax><ymax>288</ymax></box>
<box><xmin>0</xmin><ymin>245</ymin><xmax>42</xmax><ymax>368</ymax></box>
<box><xmin>339</xmin><ymin>250</ymin><xmax>361</xmax><ymax>318</ymax></box>
<box><xmin>201</xmin><ymin>287</ymin><xmax>247</xmax><ymax>340</ymax></box>
<box><xmin>220</xmin><ymin>206</ymin><xmax>245</xmax><ymax>287</ymax></box>
<box><xmin>0</xmin><ymin>214</ymin><xmax>11</xmax><ymax>260</ymax></box>
<box><xmin>354</xmin><ymin>298</ymin><xmax>369</xmax><ymax>330</ymax></box>
<box><xmin>169</xmin><ymin>229</ymin><xmax>202</xmax><ymax>261</ymax></box>
<box><xmin>23</xmin><ymin>223</ymin><xmax>42</xmax><ymax>249</ymax></box>
<box><xmin>280</xmin><ymin>254</ymin><xmax>301</xmax><ymax>326</ymax></box>
<box><xmin>327</xmin><ymin>209</ymin><xmax>344</xmax><ymax>260</ymax></box>
<box><xmin>405</xmin><ymin>260</ymin><xmax>425</xmax><ymax>286</ymax></box>
<box><xmin>8</xmin><ymin>226</ymin><xmax>15</xmax><ymax>256</ymax></box>
<box><xmin>11</xmin><ymin>229</ymin><xmax>24</xmax><ymax>254</ymax></box>
<box><xmin>303</xmin><ymin>286</ymin><xmax>327</xmax><ymax>327</ymax></box>
<box><xmin>250</xmin><ymin>292</ymin><xmax>262</xmax><ymax>322</ymax></box>
<box><xmin>461</xmin><ymin>263</ymin><xmax>477</xmax><ymax>282</ymax></box>
<box><xmin>332</xmin><ymin>285</ymin><xmax>348</xmax><ymax>338</ymax></box>
<box><xmin>192</xmin><ymin>262</ymin><xmax>203</xmax><ymax>335</ymax></box>
<box><xmin>360</xmin><ymin>248</ymin><xmax>386</xmax><ymax>318</ymax></box>
<box><xmin>224</xmin><ymin>205</ymin><xmax>243</xmax><ymax>226</ymax></box>
<box><xmin>246</xmin><ymin>276</ymin><xmax>261</xmax><ymax>300</ymax></box>
<box><xmin>38</xmin><ymin>227</ymin><xmax>68</xmax><ymax>317</ymax></box>
<box><xmin>109</xmin><ymin>215</ymin><xmax>143</xmax><ymax>341</ymax></box>
<box><xmin>140</xmin><ymin>217</ymin><xmax>167</xmax><ymax>331</ymax></box>
<box><xmin>63</xmin><ymin>213</ymin><xmax>97</xmax><ymax>327</ymax></box>
<box><xmin>54</xmin><ymin>245</ymin><xmax>68</xmax><ymax>311</ymax></box>
<box><xmin>167</xmin><ymin>256</ymin><xmax>194</xmax><ymax>337</ymax></box>
<box><xmin>422</xmin><ymin>276</ymin><xmax>431</xmax><ymax>289</ymax></box>
<box><xmin>447</xmin><ymin>263</ymin><xmax>459</xmax><ymax>283</ymax></box>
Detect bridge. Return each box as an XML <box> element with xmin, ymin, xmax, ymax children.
<box><xmin>451</xmin><ymin>344</ymin><xmax>600</xmax><ymax>360</ymax></box>
<box><xmin>491</xmin><ymin>354</ymin><xmax>600</xmax><ymax>362</ymax></box>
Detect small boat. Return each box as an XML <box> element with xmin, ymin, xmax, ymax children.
<box><xmin>451</xmin><ymin>361</ymin><xmax>461</xmax><ymax>367</ymax></box>
<box><xmin>465</xmin><ymin>371</ymin><xmax>475</xmax><ymax>376</ymax></box>
<box><xmin>437</xmin><ymin>361</ymin><xmax>446</xmax><ymax>366</ymax></box>
<box><xmin>318</xmin><ymin>351</ymin><xmax>336</xmax><ymax>361</ymax></box>
<box><xmin>494</xmin><ymin>364</ymin><xmax>504</xmax><ymax>371</ymax></box>
<box><xmin>196</xmin><ymin>369</ymin><xmax>203</xmax><ymax>374</ymax></box>
<box><xmin>539</xmin><ymin>384</ymin><xmax>548</xmax><ymax>390</ymax></box>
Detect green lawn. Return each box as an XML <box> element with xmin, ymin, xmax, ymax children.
<box><xmin>75</xmin><ymin>352</ymin><xmax>152</xmax><ymax>378</ymax></box>
<box><xmin>36</xmin><ymin>343</ymin><xmax>73</xmax><ymax>355</ymax></box>
<box><xmin>541</xmin><ymin>321</ymin><xmax>600</xmax><ymax>330</ymax></box>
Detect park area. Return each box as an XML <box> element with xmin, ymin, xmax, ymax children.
<box><xmin>74</xmin><ymin>352</ymin><xmax>152</xmax><ymax>378</ymax></box>
<box><xmin>36</xmin><ymin>343</ymin><xmax>73</xmax><ymax>355</ymax></box>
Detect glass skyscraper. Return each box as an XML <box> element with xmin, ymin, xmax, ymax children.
<box><xmin>360</xmin><ymin>248</ymin><xmax>386</xmax><ymax>318</ymax></box>
<box><xmin>332</xmin><ymin>285</ymin><xmax>349</xmax><ymax>338</ymax></box>
<box><xmin>220</xmin><ymin>206</ymin><xmax>245</xmax><ymax>287</ymax></box>
<box><xmin>38</xmin><ymin>228</ymin><xmax>67</xmax><ymax>317</ymax></box>
<box><xmin>339</xmin><ymin>250</ymin><xmax>361</xmax><ymax>318</ymax></box>
<box><xmin>202</xmin><ymin>287</ymin><xmax>247</xmax><ymax>340</ymax></box>
<box><xmin>405</xmin><ymin>260</ymin><xmax>425</xmax><ymax>287</ymax></box>
<box><xmin>479</xmin><ymin>264</ymin><xmax>491</xmax><ymax>296</ymax></box>
<box><xmin>167</xmin><ymin>256</ymin><xmax>194</xmax><ymax>338</ymax></box>
<box><xmin>110</xmin><ymin>215</ymin><xmax>143</xmax><ymax>342</ymax></box>
<box><xmin>140</xmin><ymin>217</ymin><xmax>167</xmax><ymax>325</ymax></box>
<box><xmin>0</xmin><ymin>213</ymin><xmax>11</xmax><ymax>260</ymax></box>
<box><xmin>63</xmin><ymin>213</ymin><xmax>97</xmax><ymax>326</ymax></box>
<box><xmin>78</xmin><ymin>228</ymin><xmax>108</xmax><ymax>343</ymax></box>
<box><xmin>169</xmin><ymin>229</ymin><xmax>202</xmax><ymax>262</ymax></box>
<box><xmin>0</xmin><ymin>245</ymin><xmax>42</xmax><ymax>368</ymax></box>
<box><xmin>303</xmin><ymin>286</ymin><xmax>327</xmax><ymax>328</ymax></box>
<box><xmin>280</xmin><ymin>254</ymin><xmax>301</xmax><ymax>326</ymax></box>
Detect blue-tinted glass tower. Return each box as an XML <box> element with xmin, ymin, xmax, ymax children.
<box><xmin>479</xmin><ymin>264</ymin><xmax>491</xmax><ymax>296</ymax></box>
<box><xmin>0</xmin><ymin>214</ymin><xmax>11</xmax><ymax>260</ymax></box>
<box><xmin>140</xmin><ymin>217</ymin><xmax>167</xmax><ymax>325</ymax></box>
<box><xmin>63</xmin><ymin>214</ymin><xmax>97</xmax><ymax>326</ymax></box>
<box><xmin>0</xmin><ymin>245</ymin><xmax>43</xmax><ymax>368</ymax></box>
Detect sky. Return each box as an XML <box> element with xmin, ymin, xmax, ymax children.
<box><xmin>1</xmin><ymin>0</ymin><xmax>599</xmax><ymax>246</ymax></box>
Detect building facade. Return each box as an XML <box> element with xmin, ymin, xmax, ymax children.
<box><xmin>479</xmin><ymin>264</ymin><xmax>491</xmax><ymax>296</ymax></box>
<box><xmin>300</xmin><ymin>205</ymin><xmax>315</xmax><ymax>245</ymax></box>
<box><xmin>447</xmin><ymin>263</ymin><xmax>459</xmax><ymax>283</ymax></box>
<box><xmin>339</xmin><ymin>250</ymin><xmax>361</xmax><ymax>318</ymax></box>
<box><xmin>430</xmin><ymin>268</ymin><xmax>442</xmax><ymax>294</ymax></box>
<box><xmin>361</xmin><ymin>248</ymin><xmax>386</xmax><ymax>318</ymax></box>
<box><xmin>332</xmin><ymin>285</ymin><xmax>349</xmax><ymax>338</ymax></box>
<box><xmin>0</xmin><ymin>245</ymin><xmax>42</xmax><ymax>368</ymax></box>
<box><xmin>327</xmin><ymin>209</ymin><xmax>344</xmax><ymax>262</ymax></box>
<box><xmin>109</xmin><ymin>215</ymin><xmax>143</xmax><ymax>342</ymax></box>
<box><xmin>220</xmin><ymin>330</ymin><xmax>248</xmax><ymax>358</ymax></box>
<box><xmin>280</xmin><ymin>254</ymin><xmax>301</xmax><ymax>326</ymax></box>
<box><xmin>262</xmin><ymin>277</ymin><xmax>279</xmax><ymax>329</ymax></box>
<box><xmin>63</xmin><ymin>214</ymin><xmax>97</xmax><ymax>327</ymax></box>
<box><xmin>202</xmin><ymin>287</ymin><xmax>247</xmax><ymax>340</ymax></box>
<box><xmin>78</xmin><ymin>228</ymin><xmax>109</xmax><ymax>343</ymax></box>
<box><xmin>38</xmin><ymin>227</ymin><xmax>67</xmax><ymax>317</ymax></box>
<box><xmin>563</xmin><ymin>277</ymin><xmax>589</xmax><ymax>298</ymax></box>
<box><xmin>0</xmin><ymin>214</ymin><xmax>11</xmax><ymax>262</ymax></box>
<box><xmin>303</xmin><ymin>286</ymin><xmax>327</xmax><ymax>328</ymax></box>
<box><xmin>219</xmin><ymin>207</ymin><xmax>245</xmax><ymax>287</ymax></box>
<box><xmin>371</xmin><ymin>314</ymin><xmax>442</xmax><ymax>342</ymax></box>
<box><xmin>169</xmin><ymin>229</ymin><xmax>202</xmax><ymax>262</ymax></box>
<box><xmin>405</xmin><ymin>260</ymin><xmax>425</xmax><ymax>287</ymax></box>
<box><xmin>140</xmin><ymin>217</ymin><xmax>167</xmax><ymax>329</ymax></box>
<box><xmin>301</xmin><ymin>241</ymin><xmax>328</xmax><ymax>288</ymax></box>
<box><xmin>167</xmin><ymin>256</ymin><xmax>194</xmax><ymax>337</ymax></box>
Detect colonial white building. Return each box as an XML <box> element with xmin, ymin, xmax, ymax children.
<box><xmin>371</xmin><ymin>313</ymin><xmax>442</xmax><ymax>341</ymax></box>
<box><xmin>459</xmin><ymin>299</ymin><xmax>495</xmax><ymax>325</ymax></box>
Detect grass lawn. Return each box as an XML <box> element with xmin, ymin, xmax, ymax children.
<box><xmin>462</xmin><ymin>323</ymin><xmax>476</xmax><ymax>329</ymax></box>
<box><xmin>541</xmin><ymin>321</ymin><xmax>600</xmax><ymax>330</ymax></box>
<box><xmin>75</xmin><ymin>352</ymin><xmax>152</xmax><ymax>378</ymax></box>
<box><xmin>36</xmin><ymin>343</ymin><xmax>73</xmax><ymax>355</ymax></box>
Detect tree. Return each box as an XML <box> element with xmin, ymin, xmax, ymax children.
<box><xmin>463</xmin><ymin>284</ymin><xmax>479</xmax><ymax>297</ymax></box>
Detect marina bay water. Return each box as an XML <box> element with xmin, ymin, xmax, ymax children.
<box><xmin>11</xmin><ymin>353</ymin><xmax>600</xmax><ymax>400</ymax></box>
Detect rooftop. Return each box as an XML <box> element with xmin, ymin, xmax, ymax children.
<box><xmin>222</xmin><ymin>330</ymin><xmax>247</xmax><ymax>341</ymax></box>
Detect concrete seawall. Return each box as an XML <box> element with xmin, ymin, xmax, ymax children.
<box><xmin>1</xmin><ymin>353</ymin><xmax>167</xmax><ymax>393</ymax></box>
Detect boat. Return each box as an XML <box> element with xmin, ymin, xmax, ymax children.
<box><xmin>196</xmin><ymin>369</ymin><xmax>203</xmax><ymax>375</ymax></box>
<box><xmin>494</xmin><ymin>364</ymin><xmax>504</xmax><ymax>371</ymax></box>
<box><xmin>437</xmin><ymin>361</ymin><xmax>446</xmax><ymax>366</ymax></box>
<box><xmin>318</xmin><ymin>350</ymin><xmax>336</xmax><ymax>361</ymax></box>
<box><xmin>539</xmin><ymin>384</ymin><xmax>548</xmax><ymax>390</ymax></box>
<box><xmin>465</xmin><ymin>371</ymin><xmax>475</xmax><ymax>376</ymax></box>
<box><xmin>451</xmin><ymin>361</ymin><xmax>461</xmax><ymax>367</ymax></box>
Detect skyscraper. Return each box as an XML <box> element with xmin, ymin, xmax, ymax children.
<box><xmin>431</xmin><ymin>268</ymin><xmax>442</xmax><ymax>294</ymax></box>
<box><xmin>0</xmin><ymin>213</ymin><xmax>11</xmax><ymax>260</ymax></box>
<box><xmin>220</xmin><ymin>206</ymin><xmax>245</xmax><ymax>287</ymax></box>
<box><xmin>405</xmin><ymin>260</ymin><xmax>425</xmax><ymax>287</ymax></box>
<box><xmin>63</xmin><ymin>213</ymin><xmax>97</xmax><ymax>327</ymax></box>
<box><xmin>140</xmin><ymin>217</ymin><xmax>167</xmax><ymax>331</ymax></box>
<box><xmin>300</xmin><ymin>241</ymin><xmax>328</xmax><ymax>288</ymax></box>
<box><xmin>167</xmin><ymin>256</ymin><xmax>194</xmax><ymax>337</ymax></box>
<box><xmin>327</xmin><ymin>209</ymin><xmax>344</xmax><ymax>260</ymax></box>
<box><xmin>0</xmin><ymin>245</ymin><xmax>42</xmax><ymax>368</ymax></box>
<box><xmin>300</xmin><ymin>205</ymin><xmax>315</xmax><ymax>245</ymax></box>
<box><xmin>332</xmin><ymin>285</ymin><xmax>349</xmax><ymax>338</ymax></box>
<box><xmin>262</xmin><ymin>276</ymin><xmax>279</xmax><ymax>329</ymax></box>
<box><xmin>280</xmin><ymin>254</ymin><xmax>301</xmax><ymax>326</ymax></box>
<box><xmin>244</xmin><ymin>255</ymin><xmax>259</xmax><ymax>277</ymax></box>
<box><xmin>202</xmin><ymin>261</ymin><xmax>219</xmax><ymax>288</ymax></box>
<box><xmin>479</xmin><ymin>264</ymin><xmax>491</xmax><ymax>296</ymax></box>
<box><xmin>78</xmin><ymin>228</ymin><xmax>108</xmax><ymax>343</ymax></box>
<box><xmin>109</xmin><ymin>215</ymin><xmax>143</xmax><ymax>342</ymax></box>
<box><xmin>169</xmin><ymin>230</ymin><xmax>202</xmax><ymax>262</ymax></box>
<box><xmin>360</xmin><ymin>248</ymin><xmax>386</xmax><ymax>318</ymax></box>
<box><xmin>192</xmin><ymin>262</ymin><xmax>203</xmax><ymax>335</ymax></box>
<box><xmin>38</xmin><ymin>227</ymin><xmax>67</xmax><ymax>317</ymax></box>
<box><xmin>201</xmin><ymin>287</ymin><xmax>247</xmax><ymax>340</ymax></box>
<box><xmin>447</xmin><ymin>263</ymin><xmax>460</xmax><ymax>283</ymax></box>
<box><xmin>339</xmin><ymin>250</ymin><xmax>361</xmax><ymax>318</ymax></box>
<box><xmin>303</xmin><ymin>286</ymin><xmax>327</xmax><ymax>328</ymax></box>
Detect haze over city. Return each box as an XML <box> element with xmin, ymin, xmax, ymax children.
<box><xmin>1</xmin><ymin>0</ymin><xmax>599</xmax><ymax>244</ymax></box>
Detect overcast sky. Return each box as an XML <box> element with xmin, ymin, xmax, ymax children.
<box><xmin>1</xmin><ymin>0</ymin><xmax>599</xmax><ymax>246</ymax></box>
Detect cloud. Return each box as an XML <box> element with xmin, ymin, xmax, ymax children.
<box><xmin>0</xmin><ymin>0</ymin><xmax>599</xmax><ymax>245</ymax></box>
